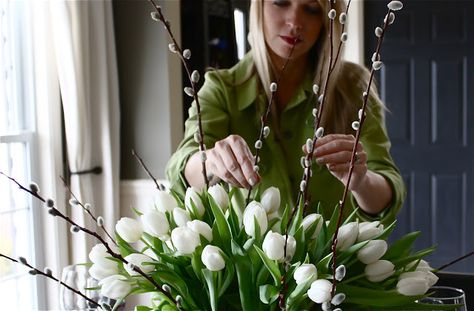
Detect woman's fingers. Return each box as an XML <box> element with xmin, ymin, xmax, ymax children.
<box><xmin>316</xmin><ymin>150</ymin><xmax>367</xmax><ymax>165</ymax></box>
<box><xmin>211</xmin><ymin>135</ymin><xmax>260</xmax><ymax>188</ymax></box>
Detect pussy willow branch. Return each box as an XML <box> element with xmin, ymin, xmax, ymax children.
<box><xmin>329</xmin><ymin>0</ymin><xmax>352</xmax><ymax>75</ymax></box>
<box><xmin>437</xmin><ymin>250</ymin><xmax>474</xmax><ymax>271</ymax></box>
<box><xmin>60</xmin><ymin>175</ymin><xmax>117</xmax><ymax>246</ymax></box>
<box><xmin>286</xmin><ymin>0</ymin><xmax>345</xmax><ymax>254</ymax></box>
<box><xmin>0</xmin><ymin>173</ymin><xmax>177</xmax><ymax>307</ymax></box>
<box><xmin>0</xmin><ymin>254</ymin><xmax>102</xmax><ymax>309</ymax></box>
<box><xmin>329</xmin><ymin>8</ymin><xmax>394</xmax><ymax>297</ymax></box>
<box><xmin>131</xmin><ymin>149</ymin><xmax>166</xmax><ymax>191</ymax></box>
<box><xmin>148</xmin><ymin>0</ymin><xmax>209</xmax><ymax>188</ymax></box>
<box><xmin>246</xmin><ymin>43</ymin><xmax>297</xmax><ymax>205</ymax></box>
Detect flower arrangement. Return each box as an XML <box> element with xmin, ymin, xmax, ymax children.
<box><xmin>0</xmin><ymin>0</ymin><xmax>469</xmax><ymax>311</ymax></box>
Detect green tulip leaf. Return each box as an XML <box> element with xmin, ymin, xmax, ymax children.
<box><xmin>254</xmin><ymin>245</ymin><xmax>281</xmax><ymax>286</ymax></box>
<box><xmin>259</xmin><ymin>284</ymin><xmax>279</xmax><ymax>304</ymax></box>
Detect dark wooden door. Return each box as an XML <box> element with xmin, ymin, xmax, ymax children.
<box><xmin>365</xmin><ymin>0</ymin><xmax>474</xmax><ymax>273</ymax></box>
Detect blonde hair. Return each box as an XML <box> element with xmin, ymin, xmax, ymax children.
<box><xmin>248</xmin><ymin>0</ymin><xmax>382</xmax><ymax>134</ymax></box>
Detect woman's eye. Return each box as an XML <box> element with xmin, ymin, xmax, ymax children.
<box><xmin>305</xmin><ymin>5</ymin><xmax>322</xmax><ymax>15</ymax></box>
<box><xmin>272</xmin><ymin>0</ymin><xmax>290</xmax><ymax>7</ymax></box>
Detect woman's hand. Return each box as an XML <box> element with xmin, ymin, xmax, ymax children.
<box><xmin>303</xmin><ymin>134</ymin><xmax>367</xmax><ymax>191</ymax></box>
<box><xmin>206</xmin><ymin>135</ymin><xmax>261</xmax><ymax>189</ymax></box>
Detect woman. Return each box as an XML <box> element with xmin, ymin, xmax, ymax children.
<box><xmin>166</xmin><ymin>0</ymin><xmax>405</xmax><ymax>224</ymax></box>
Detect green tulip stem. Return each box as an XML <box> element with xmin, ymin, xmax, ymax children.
<box><xmin>343</xmin><ymin>273</ymin><xmax>366</xmax><ymax>284</ymax></box>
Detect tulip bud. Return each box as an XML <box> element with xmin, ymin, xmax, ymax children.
<box><xmin>397</xmin><ymin>276</ymin><xmax>429</xmax><ymax>296</ymax></box>
<box><xmin>357</xmin><ymin>221</ymin><xmax>384</xmax><ymax>242</ymax></box>
<box><xmin>201</xmin><ymin>245</ymin><xmax>225</xmax><ymax>271</ymax></box>
<box><xmin>115</xmin><ymin>217</ymin><xmax>143</xmax><ymax>243</ymax></box>
<box><xmin>293</xmin><ymin>264</ymin><xmax>317</xmax><ymax>285</ymax></box>
<box><xmin>141</xmin><ymin>210</ymin><xmax>170</xmax><ymax>240</ymax></box>
<box><xmin>173</xmin><ymin>207</ymin><xmax>191</xmax><ymax>227</ymax></box>
<box><xmin>185</xmin><ymin>187</ymin><xmax>205</xmax><ymax>217</ymax></box>
<box><xmin>308</xmin><ymin>279</ymin><xmax>332</xmax><ymax>304</ymax></box>
<box><xmin>260</xmin><ymin>187</ymin><xmax>280</xmax><ymax>214</ymax></box>
<box><xmin>243</xmin><ymin>201</ymin><xmax>268</xmax><ymax>237</ymax></box>
<box><xmin>89</xmin><ymin>262</ymin><xmax>119</xmax><ymax>281</ymax></box>
<box><xmin>262</xmin><ymin>231</ymin><xmax>284</xmax><ymax>261</ymax></box>
<box><xmin>336</xmin><ymin>222</ymin><xmax>359</xmax><ymax>251</ymax></box>
<box><xmin>187</xmin><ymin>220</ymin><xmax>213</xmax><ymax>242</ymax></box>
<box><xmin>365</xmin><ymin>260</ymin><xmax>395</xmax><ymax>282</ymax></box>
<box><xmin>399</xmin><ymin>271</ymin><xmax>438</xmax><ymax>288</ymax></box>
<box><xmin>208</xmin><ymin>184</ymin><xmax>229</xmax><ymax>212</ymax></box>
<box><xmin>154</xmin><ymin>190</ymin><xmax>177</xmax><ymax>213</ymax></box>
<box><xmin>171</xmin><ymin>227</ymin><xmax>200</xmax><ymax>255</ymax></box>
<box><xmin>357</xmin><ymin>240</ymin><xmax>388</xmax><ymax>264</ymax></box>
<box><xmin>301</xmin><ymin>213</ymin><xmax>323</xmax><ymax>239</ymax></box>
<box><xmin>124</xmin><ymin>253</ymin><xmax>155</xmax><ymax>276</ymax></box>
<box><xmin>99</xmin><ymin>275</ymin><xmax>131</xmax><ymax>300</ymax></box>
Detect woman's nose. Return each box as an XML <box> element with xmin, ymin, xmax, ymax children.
<box><xmin>286</xmin><ymin>8</ymin><xmax>303</xmax><ymax>31</ymax></box>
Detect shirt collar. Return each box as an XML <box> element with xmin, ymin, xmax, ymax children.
<box><xmin>234</xmin><ymin>54</ymin><xmax>315</xmax><ymax>111</ymax></box>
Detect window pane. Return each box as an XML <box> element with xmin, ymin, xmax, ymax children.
<box><xmin>0</xmin><ymin>274</ymin><xmax>35</xmax><ymax>310</ymax></box>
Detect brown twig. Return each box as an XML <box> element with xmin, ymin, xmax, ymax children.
<box><xmin>246</xmin><ymin>42</ymin><xmax>297</xmax><ymax>205</ymax></box>
<box><xmin>0</xmin><ymin>254</ymin><xmax>102</xmax><ymax>310</ymax></box>
<box><xmin>437</xmin><ymin>250</ymin><xmax>474</xmax><ymax>271</ymax></box>
<box><xmin>131</xmin><ymin>149</ymin><xmax>166</xmax><ymax>191</ymax></box>
<box><xmin>1</xmin><ymin>173</ymin><xmax>177</xmax><ymax>307</ymax></box>
<box><xmin>329</xmin><ymin>8</ymin><xmax>395</xmax><ymax>297</ymax></box>
<box><xmin>148</xmin><ymin>0</ymin><xmax>209</xmax><ymax>189</ymax></box>
<box><xmin>60</xmin><ymin>175</ymin><xmax>117</xmax><ymax>246</ymax></box>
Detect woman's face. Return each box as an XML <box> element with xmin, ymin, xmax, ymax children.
<box><xmin>263</xmin><ymin>0</ymin><xmax>324</xmax><ymax>63</ymax></box>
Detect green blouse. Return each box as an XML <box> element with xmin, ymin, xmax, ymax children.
<box><xmin>165</xmin><ymin>53</ymin><xmax>406</xmax><ymax>226</ymax></box>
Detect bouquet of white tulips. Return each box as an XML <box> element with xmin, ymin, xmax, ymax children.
<box><xmin>86</xmin><ymin>184</ymin><xmax>451</xmax><ymax>311</ymax></box>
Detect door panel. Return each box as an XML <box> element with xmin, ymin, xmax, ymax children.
<box><xmin>365</xmin><ymin>1</ymin><xmax>474</xmax><ymax>272</ymax></box>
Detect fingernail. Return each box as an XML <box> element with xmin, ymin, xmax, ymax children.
<box><xmin>316</xmin><ymin>157</ymin><xmax>324</xmax><ymax>164</ymax></box>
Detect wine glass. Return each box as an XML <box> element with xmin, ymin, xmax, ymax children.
<box><xmin>60</xmin><ymin>264</ymin><xmax>94</xmax><ymax>310</ymax></box>
<box><xmin>419</xmin><ymin>286</ymin><xmax>467</xmax><ymax>311</ymax></box>
<box><xmin>60</xmin><ymin>264</ymin><xmax>125</xmax><ymax>310</ymax></box>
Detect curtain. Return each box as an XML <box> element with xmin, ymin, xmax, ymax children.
<box><xmin>50</xmin><ymin>0</ymin><xmax>120</xmax><ymax>263</ymax></box>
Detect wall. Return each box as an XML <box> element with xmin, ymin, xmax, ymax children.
<box><xmin>114</xmin><ymin>0</ymin><xmax>183</xmax><ymax>181</ymax></box>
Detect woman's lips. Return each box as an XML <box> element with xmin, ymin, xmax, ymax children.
<box><xmin>280</xmin><ymin>36</ymin><xmax>301</xmax><ymax>45</ymax></box>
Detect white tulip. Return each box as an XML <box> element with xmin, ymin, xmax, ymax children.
<box><xmin>409</xmin><ymin>259</ymin><xmax>434</xmax><ymax>273</ymax></box>
<box><xmin>399</xmin><ymin>270</ymin><xmax>438</xmax><ymax>287</ymax></box>
<box><xmin>155</xmin><ymin>190</ymin><xmax>177</xmax><ymax>213</ymax></box>
<box><xmin>397</xmin><ymin>277</ymin><xmax>430</xmax><ymax>296</ymax></box>
<box><xmin>141</xmin><ymin>210</ymin><xmax>169</xmax><ymax>239</ymax></box>
<box><xmin>260</xmin><ymin>187</ymin><xmax>280</xmax><ymax>214</ymax></box>
<box><xmin>301</xmin><ymin>213</ymin><xmax>323</xmax><ymax>239</ymax></box>
<box><xmin>208</xmin><ymin>184</ymin><xmax>229</xmax><ymax>212</ymax></box>
<box><xmin>365</xmin><ymin>260</ymin><xmax>395</xmax><ymax>282</ymax></box>
<box><xmin>115</xmin><ymin>217</ymin><xmax>143</xmax><ymax>243</ymax></box>
<box><xmin>262</xmin><ymin>231</ymin><xmax>296</xmax><ymax>262</ymax></box>
<box><xmin>89</xmin><ymin>262</ymin><xmax>118</xmax><ymax>281</ymax></box>
<box><xmin>89</xmin><ymin>244</ymin><xmax>112</xmax><ymax>265</ymax></box>
<box><xmin>99</xmin><ymin>275</ymin><xmax>131</xmax><ymax>300</ymax></box>
<box><xmin>357</xmin><ymin>221</ymin><xmax>384</xmax><ymax>242</ymax></box>
<box><xmin>293</xmin><ymin>264</ymin><xmax>317</xmax><ymax>285</ymax></box>
<box><xmin>171</xmin><ymin>227</ymin><xmax>200</xmax><ymax>255</ymax></box>
<box><xmin>243</xmin><ymin>201</ymin><xmax>268</xmax><ymax>237</ymax></box>
<box><xmin>262</xmin><ymin>231</ymin><xmax>285</xmax><ymax>260</ymax></box>
<box><xmin>337</xmin><ymin>222</ymin><xmax>359</xmax><ymax>251</ymax></box>
<box><xmin>308</xmin><ymin>279</ymin><xmax>333</xmax><ymax>304</ymax></box>
<box><xmin>173</xmin><ymin>207</ymin><xmax>191</xmax><ymax>227</ymax></box>
<box><xmin>187</xmin><ymin>220</ymin><xmax>213</xmax><ymax>242</ymax></box>
<box><xmin>185</xmin><ymin>187</ymin><xmax>205</xmax><ymax>217</ymax></box>
<box><xmin>201</xmin><ymin>245</ymin><xmax>225</xmax><ymax>271</ymax></box>
<box><xmin>357</xmin><ymin>240</ymin><xmax>388</xmax><ymax>264</ymax></box>
<box><xmin>124</xmin><ymin>253</ymin><xmax>155</xmax><ymax>276</ymax></box>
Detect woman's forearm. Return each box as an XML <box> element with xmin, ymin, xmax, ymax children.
<box><xmin>351</xmin><ymin>171</ymin><xmax>393</xmax><ymax>215</ymax></box>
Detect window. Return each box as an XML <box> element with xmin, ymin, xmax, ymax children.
<box><xmin>0</xmin><ymin>1</ymin><xmax>45</xmax><ymax>309</ymax></box>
